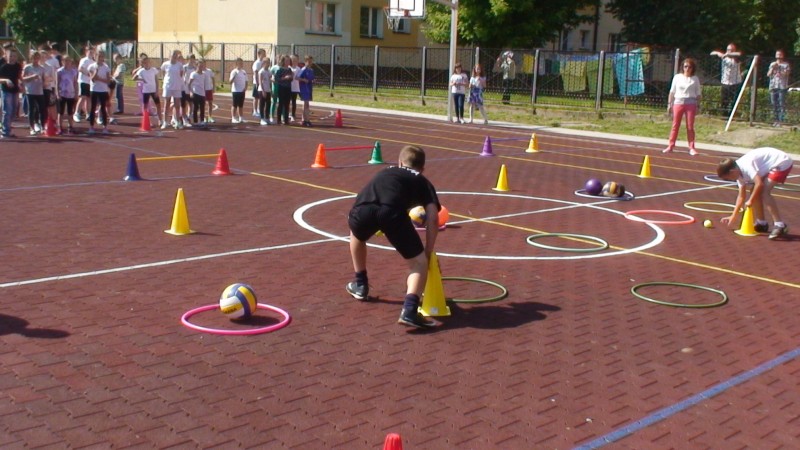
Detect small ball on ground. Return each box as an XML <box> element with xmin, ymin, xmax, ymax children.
<box><xmin>703</xmin><ymin>219</ymin><xmax>713</xmax><ymax>228</ymax></box>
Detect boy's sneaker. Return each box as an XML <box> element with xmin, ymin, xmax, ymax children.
<box><xmin>345</xmin><ymin>282</ymin><xmax>368</xmax><ymax>301</ymax></box>
<box><xmin>754</xmin><ymin>223</ymin><xmax>769</xmax><ymax>233</ymax></box>
<box><xmin>260</xmin><ymin>119</ymin><xmax>269</xmax><ymax>126</ymax></box>
<box><xmin>397</xmin><ymin>310</ymin><xmax>437</xmax><ymax>329</ymax></box>
<box><xmin>33</xmin><ymin>123</ymin><xmax>42</xmax><ymax>133</ymax></box>
<box><xmin>73</xmin><ymin>113</ymin><xmax>81</xmax><ymax>123</ymax></box>
<box><xmin>207</xmin><ymin>117</ymin><xmax>215</xmax><ymax>123</ymax></box>
<box><xmin>768</xmin><ymin>224</ymin><xmax>788</xmax><ymax>240</ymax></box>
<box><xmin>160</xmin><ymin>122</ymin><xmax>168</xmax><ymax>129</ymax></box>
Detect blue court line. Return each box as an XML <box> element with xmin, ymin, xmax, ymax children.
<box><xmin>573</xmin><ymin>346</ymin><xmax>800</xmax><ymax>449</ymax></box>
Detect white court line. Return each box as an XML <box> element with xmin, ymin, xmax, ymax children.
<box><xmin>0</xmin><ymin>238</ymin><xmax>337</xmax><ymax>288</ymax></box>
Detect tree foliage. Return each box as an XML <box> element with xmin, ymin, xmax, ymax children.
<box><xmin>2</xmin><ymin>0</ymin><xmax>137</xmax><ymax>44</ymax></box>
<box><xmin>423</xmin><ymin>0</ymin><xmax>595</xmax><ymax>48</ymax></box>
<box><xmin>606</xmin><ymin>0</ymin><xmax>800</xmax><ymax>56</ymax></box>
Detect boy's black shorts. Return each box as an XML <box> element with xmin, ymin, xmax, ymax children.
<box><xmin>232</xmin><ymin>92</ymin><xmax>245</xmax><ymax>108</ymax></box>
<box><xmin>348</xmin><ymin>204</ymin><xmax>423</xmax><ymax>260</ymax></box>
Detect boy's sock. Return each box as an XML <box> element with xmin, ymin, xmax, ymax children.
<box><xmin>402</xmin><ymin>294</ymin><xmax>420</xmax><ymax>313</ymax></box>
<box><xmin>354</xmin><ymin>270</ymin><xmax>367</xmax><ymax>286</ymax></box>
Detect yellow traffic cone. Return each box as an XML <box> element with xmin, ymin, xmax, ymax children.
<box><xmin>164</xmin><ymin>188</ymin><xmax>195</xmax><ymax>235</ymax></box>
<box><xmin>525</xmin><ymin>133</ymin><xmax>539</xmax><ymax>153</ymax></box>
<box><xmin>734</xmin><ymin>207</ymin><xmax>758</xmax><ymax>237</ymax></box>
<box><xmin>419</xmin><ymin>252</ymin><xmax>450</xmax><ymax>317</ymax></box>
<box><xmin>492</xmin><ymin>164</ymin><xmax>510</xmax><ymax>191</ymax></box>
<box><xmin>638</xmin><ymin>155</ymin><xmax>651</xmax><ymax>178</ymax></box>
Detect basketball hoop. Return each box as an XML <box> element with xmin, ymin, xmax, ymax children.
<box><xmin>384</xmin><ymin>6</ymin><xmax>409</xmax><ymax>31</ymax></box>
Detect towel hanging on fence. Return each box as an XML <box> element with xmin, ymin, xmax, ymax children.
<box><xmin>614</xmin><ymin>51</ymin><xmax>645</xmax><ymax>97</ymax></box>
<box><xmin>587</xmin><ymin>58</ymin><xmax>614</xmax><ymax>95</ymax></box>
<box><xmin>561</xmin><ymin>59</ymin><xmax>587</xmax><ymax>92</ymax></box>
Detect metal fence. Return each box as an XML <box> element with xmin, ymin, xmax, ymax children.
<box><xmin>47</xmin><ymin>40</ymin><xmax>799</xmax><ymax>125</ymax></box>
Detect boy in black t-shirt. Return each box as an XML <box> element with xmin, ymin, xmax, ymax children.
<box><xmin>347</xmin><ymin>145</ymin><xmax>441</xmax><ymax>328</ymax></box>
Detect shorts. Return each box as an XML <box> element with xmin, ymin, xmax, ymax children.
<box><xmin>232</xmin><ymin>92</ymin><xmax>245</xmax><ymax>108</ymax></box>
<box><xmin>79</xmin><ymin>83</ymin><xmax>90</xmax><ymax>97</ymax></box>
<box><xmin>181</xmin><ymin>91</ymin><xmax>191</xmax><ymax>104</ymax></box>
<box><xmin>348</xmin><ymin>204</ymin><xmax>424</xmax><ymax>260</ymax></box>
<box><xmin>768</xmin><ymin>164</ymin><xmax>793</xmax><ymax>184</ymax></box>
<box><xmin>251</xmin><ymin>85</ymin><xmax>259</xmax><ymax>98</ymax></box>
<box><xmin>59</xmin><ymin>97</ymin><xmax>76</xmax><ymax>115</ymax></box>
<box><xmin>44</xmin><ymin>89</ymin><xmax>57</xmax><ymax>107</ymax></box>
<box><xmin>162</xmin><ymin>88</ymin><xmax>182</xmax><ymax>99</ymax></box>
<box><xmin>142</xmin><ymin>92</ymin><xmax>160</xmax><ymax>105</ymax></box>
<box><xmin>205</xmin><ymin>90</ymin><xmax>213</xmax><ymax>101</ymax></box>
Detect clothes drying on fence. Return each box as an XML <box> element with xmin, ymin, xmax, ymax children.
<box><xmin>587</xmin><ymin>58</ymin><xmax>614</xmax><ymax>95</ymax></box>
<box><xmin>560</xmin><ymin>59</ymin><xmax>587</xmax><ymax>92</ymax></box>
<box><xmin>613</xmin><ymin>49</ymin><xmax>645</xmax><ymax>97</ymax></box>
<box><xmin>522</xmin><ymin>54</ymin><xmax>535</xmax><ymax>74</ymax></box>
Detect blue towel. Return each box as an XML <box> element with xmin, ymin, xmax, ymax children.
<box><xmin>614</xmin><ymin>50</ymin><xmax>645</xmax><ymax>97</ymax></box>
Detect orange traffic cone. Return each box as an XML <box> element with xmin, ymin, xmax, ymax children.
<box><xmin>45</xmin><ymin>116</ymin><xmax>57</xmax><ymax>137</ymax></box>
<box><xmin>212</xmin><ymin>148</ymin><xmax>232</xmax><ymax>175</ymax></box>
<box><xmin>311</xmin><ymin>144</ymin><xmax>329</xmax><ymax>168</ymax></box>
<box><xmin>139</xmin><ymin>107</ymin><xmax>152</xmax><ymax>132</ymax></box>
<box><xmin>334</xmin><ymin>109</ymin><xmax>343</xmax><ymax>128</ymax></box>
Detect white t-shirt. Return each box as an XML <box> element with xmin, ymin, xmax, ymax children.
<box><xmin>669</xmin><ymin>74</ymin><xmax>701</xmax><ymax>103</ymax></box>
<box><xmin>768</xmin><ymin>61</ymin><xmax>790</xmax><ymax>90</ymax></box>
<box><xmin>290</xmin><ymin>65</ymin><xmax>301</xmax><ymax>93</ymax></box>
<box><xmin>183</xmin><ymin>63</ymin><xmax>196</xmax><ymax>90</ymax></box>
<box><xmin>450</xmin><ymin>73</ymin><xmax>468</xmax><ymax>94</ymax></box>
<box><xmin>229</xmin><ymin>68</ymin><xmax>247</xmax><ymax>93</ymax></box>
<box><xmin>88</xmin><ymin>62</ymin><xmax>111</xmax><ymax>93</ymax></box>
<box><xmin>203</xmin><ymin>68</ymin><xmax>215</xmax><ymax>91</ymax></box>
<box><xmin>735</xmin><ymin>148</ymin><xmax>793</xmax><ymax>186</ymax></box>
<box><xmin>78</xmin><ymin>56</ymin><xmax>94</xmax><ymax>84</ymax></box>
<box><xmin>188</xmin><ymin>71</ymin><xmax>206</xmax><ymax>96</ymax></box>
<box><xmin>258</xmin><ymin>67</ymin><xmax>271</xmax><ymax>93</ymax></box>
<box><xmin>135</xmin><ymin>67</ymin><xmax>159</xmax><ymax>94</ymax></box>
<box><xmin>161</xmin><ymin>60</ymin><xmax>184</xmax><ymax>91</ymax></box>
<box><xmin>252</xmin><ymin>59</ymin><xmax>263</xmax><ymax>84</ymax></box>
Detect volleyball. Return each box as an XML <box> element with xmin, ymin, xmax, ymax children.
<box><xmin>409</xmin><ymin>205</ymin><xmax>427</xmax><ymax>227</ymax></box>
<box><xmin>601</xmin><ymin>181</ymin><xmax>626</xmax><ymax>198</ymax></box>
<box><xmin>219</xmin><ymin>283</ymin><xmax>257</xmax><ymax>319</ymax></box>
<box><xmin>585</xmin><ymin>178</ymin><xmax>603</xmax><ymax>196</ymax></box>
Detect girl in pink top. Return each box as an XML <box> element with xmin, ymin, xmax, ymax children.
<box><xmin>663</xmin><ymin>58</ymin><xmax>701</xmax><ymax>156</ymax></box>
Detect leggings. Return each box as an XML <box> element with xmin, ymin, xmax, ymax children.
<box><xmin>27</xmin><ymin>94</ymin><xmax>47</xmax><ymax>128</ymax></box>
<box><xmin>192</xmin><ymin>93</ymin><xmax>205</xmax><ymax>123</ymax></box>
<box><xmin>259</xmin><ymin>92</ymin><xmax>272</xmax><ymax>120</ymax></box>
<box><xmin>452</xmin><ymin>93</ymin><xmax>465</xmax><ymax>120</ymax></box>
<box><xmin>89</xmin><ymin>92</ymin><xmax>110</xmax><ymax>127</ymax></box>
<box><xmin>668</xmin><ymin>103</ymin><xmax>697</xmax><ymax>149</ymax></box>
<box><xmin>277</xmin><ymin>85</ymin><xmax>291</xmax><ymax>123</ymax></box>
<box><xmin>290</xmin><ymin>92</ymin><xmax>298</xmax><ymax>118</ymax></box>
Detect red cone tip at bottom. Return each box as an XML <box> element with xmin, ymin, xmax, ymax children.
<box><xmin>383</xmin><ymin>433</ymin><xmax>403</xmax><ymax>450</ymax></box>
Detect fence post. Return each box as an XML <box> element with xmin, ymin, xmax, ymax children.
<box><xmin>221</xmin><ymin>43</ymin><xmax>226</xmax><ymax>87</ymax></box>
<box><xmin>291</xmin><ymin>44</ymin><xmax>296</xmax><ymax>56</ymax></box>
<box><xmin>330</xmin><ymin>44</ymin><xmax>336</xmax><ymax>96</ymax></box>
<box><xmin>160</xmin><ymin>42</ymin><xmax>164</xmax><ymax>61</ymax></box>
<box><xmin>531</xmin><ymin>49</ymin><xmax>540</xmax><ymax>107</ymax></box>
<box><xmin>373</xmin><ymin>45</ymin><xmax>379</xmax><ymax>100</ymax></box>
<box><xmin>749</xmin><ymin>55</ymin><xmax>760</xmax><ymax>125</ymax></box>
<box><xmin>673</xmin><ymin>48</ymin><xmax>681</xmax><ymax>76</ymax></box>
<box><xmin>421</xmin><ymin>46</ymin><xmax>427</xmax><ymax>103</ymax></box>
<box><xmin>595</xmin><ymin>50</ymin><xmax>605</xmax><ymax>111</ymax></box>
<box><xmin>474</xmin><ymin>46</ymin><xmax>480</xmax><ymax>69</ymax></box>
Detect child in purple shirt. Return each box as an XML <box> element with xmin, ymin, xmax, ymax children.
<box><xmin>57</xmin><ymin>56</ymin><xmax>79</xmax><ymax>134</ymax></box>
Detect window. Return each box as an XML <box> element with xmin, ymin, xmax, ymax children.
<box><xmin>608</xmin><ymin>33</ymin><xmax>623</xmax><ymax>52</ymax></box>
<box><xmin>360</xmin><ymin>7</ymin><xmax>383</xmax><ymax>38</ymax></box>
<box><xmin>393</xmin><ymin>18</ymin><xmax>410</xmax><ymax>34</ymax></box>
<box><xmin>305</xmin><ymin>1</ymin><xmax>338</xmax><ymax>34</ymax></box>
<box><xmin>560</xmin><ymin>29</ymin><xmax>571</xmax><ymax>51</ymax></box>
<box><xmin>0</xmin><ymin>19</ymin><xmax>11</xmax><ymax>38</ymax></box>
<box><xmin>579</xmin><ymin>30</ymin><xmax>590</xmax><ymax>50</ymax></box>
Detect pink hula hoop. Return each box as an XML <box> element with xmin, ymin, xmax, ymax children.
<box><xmin>624</xmin><ymin>210</ymin><xmax>696</xmax><ymax>225</ymax></box>
<box><xmin>181</xmin><ymin>303</ymin><xmax>291</xmax><ymax>335</ymax></box>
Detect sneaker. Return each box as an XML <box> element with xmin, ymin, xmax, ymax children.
<box><xmin>29</xmin><ymin>129</ymin><xmax>37</xmax><ymax>136</ymax></box>
<box><xmin>231</xmin><ymin>117</ymin><xmax>238</xmax><ymax>124</ymax></box>
<box><xmin>689</xmin><ymin>148</ymin><xmax>698</xmax><ymax>156</ymax></box>
<box><xmin>260</xmin><ymin>119</ymin><xmax>268</xmax><ymax>126</ymax></box>
<box><xmin>208</xmin><ymin>117</ymin><xmax>216</xmax><ymax>123</ymax></box>
<box><xmin>662</xmin><ymin>147</ymin><xmax>673</xmax><ymax>153</ymax></box>
<box><xmin>109</xmin><ymin>117</ymin><xmax>118</xmax><ymax>125</ymax></box>
<box><xmin>73</xmin><ymin>113</ymin><xmax>81</xmax><ymax>123</ymax></box>
<box><xmin>87</xmin><ymin>128</ymin><xmax>96</xmax><ymax>135</ymax></box>
<box><xmin>289</xmin><ymin>116</ymin><xmax>295</xmax><ymax>123</ymax></box>
<box><xmin>176</xmin><ymin>122</ymin><xmax>184</xmax><ymax>130</ymax></box>
<box><xmin>33</xmin><ymin>123</ymin><xmax>42</xmax><ymax>133</ymax></box>
<box><xmin>754</xmin><ymin>223</ymin><xmax>769</xmax><ymax>233</ymax></box>
<box><xmin>252</xmin><ymin>111</ymin><xmax>260</xmax><ymax>118</ymax></box>
<box><xmin>484</xmin><ymin>120</ymin><xmax>489</xmax><ymax>125</ymax></box>
<box><xmin>397</xmin><ymin>310</ymin><xmax>438</xmax><ymax>329</ymax></box>
<box><xmin>768</xmin><ymin>224</ymin><xmax>788</xmax><ymax>240</ymax></box>
<box><xmin>101</xmin><ymin>128</ymin><xmax>110</xmax><ymax>135</ymax></box>
<box><xmin>238</xmin><ymin>117</ymin><xmax>246</xmax><ymax>124</ymax></box>
<box><xmin>345</xmin><ymin>282</ymin><xmax>368</xmax><ymax>301</ymax></box>
<box><xmin>160</xmin><ymin>122</ymin><xmax>168</xmax><ymax>130</ymax></box>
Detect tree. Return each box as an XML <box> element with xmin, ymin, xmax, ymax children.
<box><xmin>2</xmin><ymin>0</ymin><xmax>136</xmax><ymax>44</ymax></box>
<box><xmin>606</xmin><ymin>0</ymin><xmax>800</xmax><ymax>56</ymax></box>
<box><xmin>423</xmin><ymin>0</ymin><xmax>596</xmax><ymax>48</ymax></box>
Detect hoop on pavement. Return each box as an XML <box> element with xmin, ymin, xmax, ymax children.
<box><xmin>631</xmin><ymin>282</ymin><xmax>728</xmax><ymax>308</ymax></box>
<box><xmin>443</xmin><ymin>277</ymin><xmax>509</xmax><ymax>304</ymax></box>
<box><xmin>526</xmin><ymin>233</ymin><xmax>609</xmax><ymax>253</ymax></box>
<box><xmin>624</xmin><ymin>210</ymin><xmax>695</xmax><ymax>225</ymax></box>
<box><xmin>574</xmin><ymin>189</ymin><xmax>635</xmax><ymax>201</ymax></box>
<box><xmin>181</xmin><ymin>303</ymin><xmax>291</xmax><ymax>335</ymax></box>
<box><xmin>683</xmin><ymin>202</ymin><xmax>736</xmax><ymax>214</ymax></box>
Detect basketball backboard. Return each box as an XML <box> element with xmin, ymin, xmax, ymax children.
<box><xmin>387</xmin><ymin>0</ymin><xmax>425</xmax><ymax>18</ymax></box>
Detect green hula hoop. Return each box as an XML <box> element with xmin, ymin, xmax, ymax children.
<box><xmin>631</xmin><ymin>282</ymin><xmax>728</xmax><ymax>308</ymax></box>
<box><xmin>683</xmin><ymin>202</ymin><xmax>735</xmax><ymax>214</ymax></box>
<box><xmin>443</xmin><ymin>277</ymin><xmax>509</xmax><ymax>304</ymax></box>
<box><xmin>526</xmin><ymin>233</ymin><xmax>609</xmax><ymax>253</ymax></box>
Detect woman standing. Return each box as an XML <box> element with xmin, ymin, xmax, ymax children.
<box><xmin>449</xmin><ymin>63</ymin><xmax>467</xmax><ymax>124</ymax></box>
<box><xmin>663</xmin><ymin>58</ymin><xmax>701</xmax><ymax>156</ymax></box>
<box><xmin>468</xmin><ymin>63</ymin><xmax>488</xmax><ymax>124</ymax></box>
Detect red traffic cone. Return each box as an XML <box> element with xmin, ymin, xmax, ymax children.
<box><xmin>45</xmin><ymin>116</ymin><xmax>57</xmax><ymax>137</ymax></box>
<box><xmin>139</xmin><ymin>106</ymin><xmax>152</xmax><ymax>132</ymax></box>
<box><xmin>212</xmin><ymin>148</ymin><xmax>232</xmax><ymax>175</ymax></box>
<box><xmin>383</xmin><ymin>433</ymin><xmax>403</xmax><ymax>450</ymax></box>
<box><xmin>334</xmin><ymin>109</ymin><xmax>343</xmax><ymax>128</ymax></box>
<box><xmin>311</xmin><ymin>144</ymin><xmax>329</xmax><ymax>168</ymax></box>
<box><xmin>480</xmin><ymin>136</ymin><xmax>494</xmax><ymax>156</ymax></box>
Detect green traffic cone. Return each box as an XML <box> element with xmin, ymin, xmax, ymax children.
<box><xmin>368</xmin><ymin>141</ymin><xmax>384</xmax><ymax>164</ymax></box>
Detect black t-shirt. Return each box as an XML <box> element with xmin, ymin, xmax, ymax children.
<box><xmin>0</xmin><ymin>61</ymin><xmax>22</xmax><ymax>93</ymax></box>
<box><xmin>353</xmin><ymin>166</ymin><xmax>439</xmax><ymax>212</ymax></box>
